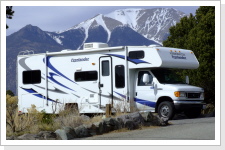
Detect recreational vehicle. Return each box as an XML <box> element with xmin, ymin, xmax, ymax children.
<box><xmin>17</xmin><ymin>43</ymin><xmax>205</xmax><ymax>119</ymax></box>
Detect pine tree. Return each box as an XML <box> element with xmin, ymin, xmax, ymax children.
<box><xmin>163</xmin><ymin>6</ymin><xmax>215</xmax><ymax>104</ymax></box>
<box><xmin>6</xmin><ymin>6</ymin><xmax>15</xmax><ymax>29</ymax></box>
<box><xmin>6</xmin><ymin>90</ymin><xmax>14</xmax><ymax>96</ymax></box>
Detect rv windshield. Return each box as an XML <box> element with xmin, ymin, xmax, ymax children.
<box><xmin>151</xmin><ymin>69</ymin><xmax>185</xmax><ymax>84</ymax></box>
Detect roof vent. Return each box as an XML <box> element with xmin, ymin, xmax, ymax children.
<box><xmin>83</xmin><ymin>43</ymin><xmax>108</xmax><ymax>50</ymax></box>
<box><xmin>149</xmin><ymin>44</ymin><xmax>161</xmax><ymax>48</ymax></box>
<box><xmin>61</xmin><ymin>49</ymin><xmax>72</xmax><ymax>52</ymax></box>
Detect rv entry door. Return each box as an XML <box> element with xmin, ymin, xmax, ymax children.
<box><xmin>99</xmin><ymin>56</ymin><xmax>113</xmax><ymax>108</ymax></box>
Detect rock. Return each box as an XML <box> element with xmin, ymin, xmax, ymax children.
<box><xmin>17</xmin><ymin>133</ymin><xmax>38</xmax><ymax>140</ymax></box>
<box><xmin>124</xmin><ymin>120</ymin><xmax>139</xmax><ymax>130</ymax></box>
<box><xmin>83</xmin><ymin>124</ymin><xmax>96</xmax><ymax>136</ymax></box>
<box><xmin>63</xmin><ymin>127</ymin><xmax>77</xmax><ymax>140</ymax></box>
<box><xmin>92</xmin><ymin>121</ymin><xmax>104</xmax><ymax>135</ymax></box>
<box><xmin>36</xmin><ymin>131</ymin><xmax>59</xmax><ymax>140</ymax></box>
<box><xmin>130</xmin><ymin>112</ymin><xmax>145</xmax><ymax>124</ymax></box>
<box><xmin>55</xmin><ymin>129</ymin><xmax>67</xmax><ymax>140</ymax></box>
<box><xmin>7</xmin><ymin>135</ymin><xmax>19</xmax><ymax>140</ymax></box>
<box><xmin>112</xmin><ymin>118</ymin><xmax>122</xmax><ymax>130</ymax></box>
<box><xmin>116</xmin><ymin>112</ymin><xmax>145</xmax><ymax>129</ymax></box>
<box><xmin>116</xmin><ymin>117</ymin><xmax>125</xmax><ymax>127</ymax></box>
<box><xmin>74</xmin><ymin>125</ymin><xmax>91</xmax><ymax>138</ymax></box>
<box><xmin>159</xmin><ymin>116</ymin><xmax>169</xmax><ymax>126</ymax></box>
<box><xmin>103</xmin><ymin>118</ymin><xmax>114</xmax><ymax>132</ymax></box>
<box><xmin>140</xmin><ymin>111</ymin><xmax>168</xmax><ymax>126</ymax></box>
<box><xmin>118</xmin><ymin>112</ymin><xmax>145</xmax><ymax>124</ymax></box>
<box><xmin>103</xmin><ymin>117</ymin><xmax>122</xmax><ymax>131</ymax></box>
<box><xmin>54</xmin><ymin>127</ymin><xmax>77</xmax><ymax>140</ymax></box>
<box><xmin>140</xmin><ymin>111</ymin><xmax>155</xmax><ymax>122</ymax></box>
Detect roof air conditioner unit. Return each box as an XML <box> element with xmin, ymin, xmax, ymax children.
<box><xmin>83</xmin><ymin>43</ymin><xmax>108</xmax><ymax>50</ymax></box>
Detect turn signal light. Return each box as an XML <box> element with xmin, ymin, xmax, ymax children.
<box><xmin>174</xmin><ymin>91</ymin><xmax>180</xmax><ymax>97</ymax></box>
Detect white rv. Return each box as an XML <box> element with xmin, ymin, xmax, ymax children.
<box><xmin>17</xmin><ymin>43</ymin><xmax>205</xmax><ymax>119</ymax></box>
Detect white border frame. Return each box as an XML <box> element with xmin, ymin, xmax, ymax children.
<box><xmin>1</xmin><ymin>0</ymin><xmax>220</xmax><ymax>146</ymax></box>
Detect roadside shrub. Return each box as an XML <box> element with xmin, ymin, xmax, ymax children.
<box><xmin>202</xmin><ymin>104</ymin><xmax>215</xmax><ymax>114</ymax></box>
<box><xmin>41</xmin><ymin>110</ymin><xmax>55</xmax><ymax>124</ymax></box>
<box><xmin>6</xmin><ymin>94</ymin><xmax>132</xmax><ymax>137</ymax></box>
<box><xmin>6</xmin><ymin>94</ymin><xmax>18</xmax><ymax>134</ymax></box>
<box><xmin>53</xmin><ymin>108</ymin><xmax>82</xmax><ymax>128</ymax></box>
<box><xmin>6</xmin><ymin>95</ymin><xmax>57</xmax><ymax>136</ymax></box>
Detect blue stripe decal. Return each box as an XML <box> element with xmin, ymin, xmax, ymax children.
<box><xmin>21</xmin><ymin>87</ymin><xmax>62</xmax><ymax>104</ymax></box>
<box><xmin>114</xmin><ymin>91</ymin><xmax>155</xmax><ymax>107</ymax></box>
<box><xmin>48</xmin><ymin>72</ymin><xmax>75</xmax><ymax>92</ymax></box>
<box><xmin>114</xmin><ymin>91</ymin><xmax>126</xmax><ymax>99</ymax></box>
<box><xmin>134</xmin><ymin>98</ymin><xmax>156</xmax><ymax>108</ymax></box>
<box><xmin>106</xmin><ymin>54</ymin><xmax>150</xmax><ymax>64</ymax></box>
<box><xmin>43</xmin><ymin>57</ymin><xmax>77</xmax><ymax>84</ymax></box>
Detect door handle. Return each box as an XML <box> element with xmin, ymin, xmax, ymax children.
<box><xmin>98</xmin><ymin>82</ymin><xmax>103</xmax><ymax>88</ymax></box>
<box><xmin>136</xmin><ymin>92</ymin><xmax>137</xmax><ymax>96</ymax></box>
<box><xmin>99</xmin><ymin>83</ymin><xmax>104</xmax><ymax>88</ymax></box>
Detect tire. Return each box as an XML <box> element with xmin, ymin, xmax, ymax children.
<box><xmin>184</xmin><ymin>108</ymin><xmax>202</xmax><ymax>118</ymax></box>
<box><xmin>158</xmin><ymin>101</ymin><xmax>175</xmax><ymax>120</ymax></box>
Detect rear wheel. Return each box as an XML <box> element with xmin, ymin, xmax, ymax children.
<box><xmin>158</xmin><ymin>101</ymin><xmax>175</xmax><ymax>120</ymax></box>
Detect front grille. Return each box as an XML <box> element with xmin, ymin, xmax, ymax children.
<box><xmin>186</xmin><ymin>93</ymin><xmax>201</xmax><ymax>98</ymax></box>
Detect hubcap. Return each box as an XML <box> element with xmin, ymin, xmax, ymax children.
<box><xmin>160</xmin><ymin>105</ymin><xmax>170</xmax><ymax>118</ymax></box>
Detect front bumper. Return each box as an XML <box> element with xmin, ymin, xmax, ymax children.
<box><xmin>174</xmin><ymin>100</ymin><xmax>206</xmax><ymax>110</ymax></box>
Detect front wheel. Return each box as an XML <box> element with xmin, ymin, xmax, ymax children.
<box><xmin>158</xmin><ymin>101</ymin><xmax>175</xmax><ymax>120</ymax></box>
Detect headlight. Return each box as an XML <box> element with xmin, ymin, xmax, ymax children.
<box><xmin>200</xmin><ymin>92</ymin><xmax>204</xmax><ymax>99</ymax></box>
<box><xmin>174</xmin><ymin>91</ymin><xmax>186</xmax><ymax>97</ymax></box>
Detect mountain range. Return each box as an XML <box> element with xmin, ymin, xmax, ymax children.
<box><xmin>6</xmin><ymin>8</ymin><xmax>187</xmax><ymax>94</ymax></box>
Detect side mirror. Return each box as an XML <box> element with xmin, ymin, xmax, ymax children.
<box><xmin>142</xmin><ymin>74</ymin><xmax>150</xmax><ymax>84</ymax></box>
<box><xmin>186</xmin><ymin>76</ymin><xmax>189</xmax><ymax>84</ymax></box>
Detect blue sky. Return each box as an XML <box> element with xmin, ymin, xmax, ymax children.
<box><xmin>6</xmin><ymin>6</ymin><xmax>199</xmax><ymax>36</ymax></box>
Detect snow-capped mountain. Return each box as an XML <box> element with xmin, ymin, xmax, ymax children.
<box><xmin>51</xmin><ymin>8</ymin><xmax>186</xmax><ymax>47</ymax></box>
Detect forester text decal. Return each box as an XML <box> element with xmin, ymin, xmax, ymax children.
<box><xmin>71</xmin><ymin>57</ymin><xmax>89</xmax><ymax>62</ymax></box>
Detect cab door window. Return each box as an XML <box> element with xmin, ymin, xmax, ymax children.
<box><xmin>137</xmin><ymin>71</ymin><xmax>153</xmax><ymax>86</ymax></box>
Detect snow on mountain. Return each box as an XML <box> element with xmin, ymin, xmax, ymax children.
<box><xmin>105</xmin><ymin>8</ymin><xmax>143</xmax><ymax>29</ymax></box>
<box><xmin>51</xmin><ymin>8</ymin><xmax>186</xmax><ymax>46</ymax></box>
<box><xmin>104</xmin><ymin>8</ymin><xmax>186</xmax><ymax>44</ymax></box>
<box><xmin>47</xmin><ymin>33</ymin><xmax>64</xmax><ymax>45</ymax></box>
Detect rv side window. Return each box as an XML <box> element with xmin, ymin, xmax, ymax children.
<box><xmin>115</xmin><ymin>65</ymin><xmax>125</xmax><ymax>88</ymax></box>
<box><xmin>129</xmin><ymin>51</ymin><xmax>144</xmax><ymax>59</ymax></box>
<box><xmin>75</xmin><ymin>71</ymin><xmax>98</xmax><ymax>82</ymax></box>
<box><xmin>102</xmin><ymin>60</ymin><xmax>109</xmax><ymax>76</ymax></box>
<box><xmin>23</xmin><ymin>70</ymin><xmax>41</xmax><ymax>84</ymax></box>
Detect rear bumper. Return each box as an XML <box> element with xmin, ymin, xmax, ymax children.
<box><xmin>174</xmin><ymin>100</ymin><xmax>206</xmax><ymax>110</ymax></box>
